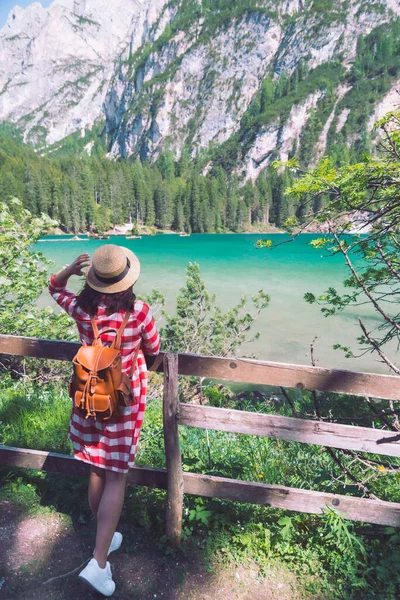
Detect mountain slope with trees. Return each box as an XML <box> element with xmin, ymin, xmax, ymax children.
<box><xmin>0</xmin><ymin>126</ymin><xmax>273</xmax><ymax>232</ymax></box>
<box><xmin>1</xmin><ymin>1</ymin><xmax>400</xmax><ymax>232</ymax></box>
<box><xmin>104</xmin><ymin>0</ymin><xmax>400</xmax><ymax>179</ymax></box>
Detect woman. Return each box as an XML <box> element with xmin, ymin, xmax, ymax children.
<box><xmin>49</xmin><ymin>244</ymin><xmax>160</xmax><ymax>597</ymax></box>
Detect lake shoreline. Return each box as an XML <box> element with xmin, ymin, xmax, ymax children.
<box><xmin>48</xmin><ymin>223</ymin><xmax>286</xmax><ymax>237</ymax></box>
<box><xmin>48</xmin><ymin>220</ymin><xmax>361</xmax><ymax>238</ymax></box>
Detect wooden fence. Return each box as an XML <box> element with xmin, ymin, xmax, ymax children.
<box><xmin>1</xmin><ymin>333</ymin><xmax>400</xmax><ymax>543</ymax></box>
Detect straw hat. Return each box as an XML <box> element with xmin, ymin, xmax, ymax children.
<box><xmin>86</xmin><ymin>245</ymin><xmax>140</xmax><ymax>293</ymax></box>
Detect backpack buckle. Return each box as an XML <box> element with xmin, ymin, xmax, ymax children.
<box><xmin>90</xmin><ymin>374</ymin><xmax>98</xmax><ymax>395</ymax></box>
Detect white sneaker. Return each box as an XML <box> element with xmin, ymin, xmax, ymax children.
<box><xmin>92</xmin><ymin>532</ymin><xmax>123</xmax><ymax>557</ymax></box>
<box><xmin>79</xmin><ymin>558</ymin><xmax>115</xmax><ymax>597</ymax></box>
<box><xmin>108</xmin><ymin>532</ymin><xmax>123</xmax><ymax>556</ymax></box>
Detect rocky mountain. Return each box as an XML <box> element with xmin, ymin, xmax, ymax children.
<box><xmin>0</xmin><ymin>0</ymin><xmax>168</xmax><ymax>147</ymax></box>
<box><xmin>1</xmin><ymin>0</ymin><xmax>400</xmax><ymax>180</ymax></box>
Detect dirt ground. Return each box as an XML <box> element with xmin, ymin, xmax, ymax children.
<box><xmin>0</xmin><ymin>500</ymin><xmax>311</xmax><ymax>600</ymax></box>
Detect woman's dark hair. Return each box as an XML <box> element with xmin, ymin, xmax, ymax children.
<box><xmin>77</xmin><ymin>283</ymin><xmax>136</xmax><ymax>316</ymax></box>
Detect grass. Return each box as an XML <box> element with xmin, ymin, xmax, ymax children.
<box><xmin>0</xmin><ymin>384</ymin><xmax>72</xmax><ymax>454</ymax></box>
<box><xmin>1</xmin><ymin>377</ymin><xmax>400</xmax><ymax>598</ymax></box>
<box><xmin>2</xmin><ymin>378</ymin><xmax>400</xmax><ymax>503</ymax></box>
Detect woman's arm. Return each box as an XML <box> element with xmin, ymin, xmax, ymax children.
<box><xmin>49</xmin><ymin>254</ymin><xmax>91</xmax><ymax>318</ymax></box>
<box><xmin>139</xmin><ymin>303</ymin><xmax>161</xmax><ymax>355</ymax></box>
<box><xmin>54</xmin><ymin>254</ymin><xmax>91</xmax><ymax>287</ymax></box>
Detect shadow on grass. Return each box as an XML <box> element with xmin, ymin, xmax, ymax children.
<box><xmin>0</xmin><ymin>470</ymin><xmax>217</xmax><ymax>600</ymax></box>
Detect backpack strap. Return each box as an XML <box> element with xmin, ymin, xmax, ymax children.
<box><xmin>114</xmin><ymin>311</ymin><xmax>132</xmax><ymax>349</ymax></box>
<box><xmin>90</xmin><ymin>317</ymin><xmax>101</xmax><ymax>344</ymax></box>
<box><xmin>129</xmin><ymin>341</ymin><xmax>141</xmax><ymax>377</ymax></box>
<box><xmin>89</xmin><ymin>311</ymin><xmax>132</xmax><ymax>349</ymax></box>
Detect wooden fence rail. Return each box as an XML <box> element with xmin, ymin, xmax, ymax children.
<box><xmin>1</xmin><ymin>335</ymin><xmax>400</xmax><ymax>536</ymax></box>
<box><xmin>2</xmin><ymin>445</ymin><xmax>400</xmax><ymax>527</ymax></box>
<box><xmin>2</xmin><ymin>333</ymin><xmax>400</xmax><ymax>399</ymax></box>
<box><xmin>180</xmin><ymin>404</ymin><xmax>400</xmax><ymax>457</ymax></box>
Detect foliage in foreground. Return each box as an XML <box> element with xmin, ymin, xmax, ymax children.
<box><xmin>160</xmin><ymin>262</ymin><xmax>269</xmax><ymax>356</ymax></box>
<box><xmin>279</xmin><ymin>110</ymin><xmax>400</xmax><ymax>376</ymax></box>
<box><xmin>1</xmin><ymin>380</ymin><xmax>400</xmax><ymax>599</ymax></box>
<box><xmin>0</xmin><ymin>199</ymin><xmax>72</xmax><ymax>339</ymax></box>
<box><xmin>254</xmin><ymin>110</ymin><xmax>400</xmax><ymax>511</ymax></box>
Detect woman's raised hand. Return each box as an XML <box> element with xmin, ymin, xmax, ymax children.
<box><xmin>68</xmin><ymin>254</ymin><xmax>91</xmax><ymax>276</ymax></box>
<box><xmin>54</xmin><ymin>253</ymin><xmax>91</xmax><ymax>288</ymax></box>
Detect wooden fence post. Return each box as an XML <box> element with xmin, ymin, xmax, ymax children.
<box><xmin>163</xmin><ymin>353</ymin><xmax>183</xmax><ymax>546</ymax></box>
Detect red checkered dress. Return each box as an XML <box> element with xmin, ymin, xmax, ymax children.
<box><xmin>49</xmin><ymin>276</ymin><xmax>161</xmax><ymax>473</ymax></box>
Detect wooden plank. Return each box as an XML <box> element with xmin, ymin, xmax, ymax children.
<box><xmin>1</xmin><ymin>334</ymin><xmax>400</xmax><ymax>399</ymax></box>
<box><xmin>163</xmin><ymin>354</ymin><xmax>184</xmax><ymax>546</ymax></box>
<box><xmin>179</xmin><ymin>404</ymin><xmax>400</xmax><ymax>458</ymax></box>
<box><xmin>175</xmin><ymin>353</ymin><xmax>400</xmax><ymax>400</ymax></box>
<box><xmin>0</xmin><ymin>335</ymin><xmax>79</xmax><ymax>361</ymax></box>
<box><xmin>182</xmin><ymin>472</ymin><xmax>400</xmax><ymax>527</ymax></box>
<box><xmin>1</xmin><ymin>445</ymin><xmax>399</xmax><ymax>526</ymax></box>
<box><xmin>0</xmin><ymin>445</ymin><xmax>167</xmax><ymax>488</ymax></box>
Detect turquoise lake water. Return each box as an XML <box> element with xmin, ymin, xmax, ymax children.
<box><xmin>35</xmin><ymin>233</ymin><xmax>389</xmax><ymax>374</ymax></box>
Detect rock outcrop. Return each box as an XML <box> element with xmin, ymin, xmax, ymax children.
<box><xmin>0</xmin><ymin>0</ymin><xmax>169</xmax><ymax>146</ymax></box>
<box><xmin>0</xmin><ymin>0</ymin><xmax>399</xmax><ymax>178</ymax></box>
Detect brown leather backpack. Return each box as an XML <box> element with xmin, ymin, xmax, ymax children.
<box><xmin>69</xmin><ymin>311</ymin><xmax>140</xmax><ymax>420</ymax></box>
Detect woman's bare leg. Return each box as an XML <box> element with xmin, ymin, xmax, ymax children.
<box><xmin>93</xmin><ymin>470</ymin><xmax>127</xmax><ymax>568</ymax></box>
<box><xmin>88</xmin><ymin>466</ymin><xmax>106</xmax><ymax>518</ymax></box>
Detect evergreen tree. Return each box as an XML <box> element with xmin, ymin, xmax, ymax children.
<box><xmin>157</xmin><ymin>151</ymin><xmax>175</xmax><ymax>182</ymax></box>
<box><xmin>215</xmin><ymin>167</ymin><xmax>227</xmax><ymax>228</ymax></box>
<box><xmin>132</xmin><ymin>161</ymin><xmax>148</xmax><ymax>224</ymax></box>
<box><xmin>256</xmin><ymin>174</ymin><xmax>271</xmax><ymax>225</ymax></box>
<box><xmin>23</xmin><ymin>166</ymin><xmax>40</xmax><ymax>214</ymax></box>
<box><xmin>0</xmin><ymin>170</ymin><xmax>19</xmax><ymax>203</ymax></box>
<box><xmin>173</xmin><ymin>189</ymin><xmax>185</xmax><ymax>232</ymax></box>
<box><xmin>242</xmin><ymin>180</ymin><xmax>260</xmax><ymax>225</ymax></box>
<box><xmin>189</xmin><ymin>175</ymin><xmax>202</xmax><ymax>232</ymax></box>
<box><xmin>269</xmin><ymin>168</ymin><xmax>293</xmax><ymax>226</ymax></box>
<box><xmin>299</xmin><ymin>108</ymin><xmax>323</xmax><ymax>166</ymax></box>
<box><xmin>226</xmin><ymin>184</ymin><xmax>239</xmax><ymax>231</ymax></box>
<box><xmin>154</xmin><ymin>181</ymin><xmax>172</xmax><ymax>229</ymax></box>
<box><xmin>260</xmin><ymin>76</ymin><xmax>275</xmax><ymax>113</ymax></box>
<box><xmin>209</xmin><ymin>177</ymin><xmax>223</xmax><ymax>230</ymax></box>
<box><xmin>47</xmin><ymin>168</ymin><xmax>62</xmax><ymax>222</ymax></box>
<box><xmin>78</xmin><ymin>162</ymin><xmax>95</xmax><ymax>230</ymax></box>
<box><xmin>176</xmin><ymin>147</ymin><xmax>191</xmax><ymax>179</ymax></box>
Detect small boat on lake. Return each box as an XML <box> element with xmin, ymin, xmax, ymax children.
<box><xmin>179</xmin><ymin>232</ymin><xmax>190</xmax><ymax>237</ymax></box>
<box><xmin>126</xmin><ymin>235</ymin><xmax>142</xmax><ymax>239</ymax></box>
<box><xmin>87</xmin><ymin>233</ymin><xmax>110</xmax><ymax>239</ymax></box>
<box><xmin>38</xmin><ymin>236</ymin><xmax>85</xmax><ymax>242</ymax></box>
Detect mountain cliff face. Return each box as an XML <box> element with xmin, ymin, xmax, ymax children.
<box><xmin>0</xmin><ymin>0</ymin><xmax>169</xmax><ymax>147</ymax></box>
<box><xmin>0</xmin><ymin>0</ymin><xmax>399</xmax><ymax>179</ymax></box>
